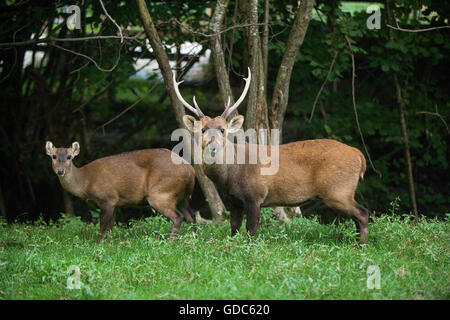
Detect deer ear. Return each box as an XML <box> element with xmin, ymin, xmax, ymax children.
<box><xmin>227</xmin><ymin>115</ymin><xmax>244</xmax><ymax>133</ymax></box>
<box><xmin>72</xmin><ymin>141</ymin><xmax>80</xmax><ymax>157</ymax></box>
<box><xmin>183</xmin><ymin>115</ymin><xmax>199</xmax><ymax>132</ymax></box>
<box><xmin>46</xmin><ymin>141</ymin><xmax>54</xmax><ymax>156</ymax></box>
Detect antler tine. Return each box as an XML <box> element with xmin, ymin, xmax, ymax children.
<box><xmin>225</xmin><ymin>96</ymin><xmax>231</xmax><ymax>109</ymax></box>
<box><xmin>173</xmin><ymin>73</ymin><xmax>204</xmax><ymax>118</ymax></box>
<box><xmin>221</xmin><ymin>67</ymin><xmax>252</xmax><ymax>119</ymax></box>
<box><xmin>193</xmin><ymin>96</ymin><xmax>205</xmax><ymax>118</ymax></box>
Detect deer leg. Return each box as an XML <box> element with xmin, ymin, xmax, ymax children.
<box><xmin>230</xmin><ymin>210</ymin><xmax>244</xmax><ymax>236</ymax></box>
<box><xmin>323</xmin><ymin>197</ymin><xmax>369</xmax><ymax>244</ymax></box>
<box><xmin>186</xmin><ymin>199</ymin><xmax>197</xmax><ymax>224</ymax></box>
<box><xmin>354</xmin><ymin>203</ymin><xmax>369</xmax><ymax>244</ymax></box>
<box><xmin>98</xmin><ymin>204</ymin><xmax>115</xmax><ymax>244</ymax></box>
<box><xmin>179</xmin><ymin>200</ymin><xmax>197</xmax><ymax>234</ymax></box>
<box><xmin>147</xmin><ymin>195</ymin><xmax>184</xmax><ymax>241</ymax></box>
<box><xmin>179</xmin><ymin>201</ymin><xmax>194</xmax><ymax>223</ymax></box>
<box><xmin>245</xmin><ymin>200</ymin><xmax>261</xmax><ymax>237</ymax></box>
<box><xmin>169</xmin><ymin>209</ymin><xmax>185</xmax><ymax>241</ymax></box>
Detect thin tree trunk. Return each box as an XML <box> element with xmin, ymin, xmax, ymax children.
<box><xmin>268</xmin><ymin>0</ymin><xmax>314</xmax><ymax>142</ymax></box>
<box><xmin>243</xmin><ymin>0</ymin><xmax>259</xmax><ymax>130</ymax></box>
<box><xmin>135</xmin><ymin>0</ymin><xmax>185</xmax><ymax>125</ymax></box>
<box><xmin>393</xmin><ymin>76</ymin><xmax>418</xmax><ymax>217</ymax></box>
<box><xmin>209</xmin><ymin>0</ymin><xmax>236</xmax><ymax>110</ymax></box>
<box><xmin>243</xmin><ymin>0</ymin><xmax>292</xmax><ymax>219</ymax></box>
<box><xmin>241</xmin><ymin>0</ymin><xmax>269</xmax><ymax>136</ymax></box>
<box><xmin>262</xmin><ymin>0</ymin><xmax>269</xmax><ymax>91</ymax></box>
<box><xmin>135</xmin><ymin>0</ymin><xmax>226</xmax><ymax>221</ymax></box>
<box><xmin>194</xmin><ymin>164</ymin><xmax>226</xmax><ymax>221</ymax></box>
<box><xmin>386</xmin><ymin>0</ymin><xmax>418</xmax><ymax>218</ymax></box>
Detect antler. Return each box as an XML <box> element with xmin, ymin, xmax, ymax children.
<box><xmin>173</xmin><ymin>73</ymin><xmax>205</xmax><ymax>118</ymax></box>
<box><xmin>221</xmin><ymin>67</ymin><xmax>251</xmax><ymax>119</ymax></box>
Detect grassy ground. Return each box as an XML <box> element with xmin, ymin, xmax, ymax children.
<box><xmin>0</xmin><ymin>210</ymin><xmax>449</xmax><ymax>300</ymax></box>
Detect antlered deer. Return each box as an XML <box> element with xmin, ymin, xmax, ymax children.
<box><xmin>174</xmin><ymin>68</ymin><xmax>370</xmax><ymax>243</ymax></box>
<box><xmin>45</xmin><ymin>141</ymin><xmax>196</xmax><ymax>243</ymax></box>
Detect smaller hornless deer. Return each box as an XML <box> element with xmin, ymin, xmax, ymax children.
<box><xmin>45</xmin><ymin>141</ymin><xmax>196</xmax><ymax>243</ymax></box>
<box><xmin>174</xmin><ymin>68</ymin><xmax>370</xmax><ymax>243</ymax></box>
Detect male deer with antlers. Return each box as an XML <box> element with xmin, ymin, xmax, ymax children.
<box><xmin>174</xmin><ymin>68</ymin><xmax>370</xmax><ymax>243</ymax></box>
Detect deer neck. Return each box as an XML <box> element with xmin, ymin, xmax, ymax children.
<box><xmin>201</xmin><ymin>143</ymin><xmax>241</xmax><ymax>189</ymax></box>
<box><xmin>58</xmin><ymin>164</ymin><xmax>87</xmax><ymax>199</ymax></box>
<box><xmin>202</xmin><ymin>161</ymin><xmax>229</xmax><ymax>189</ymax></box>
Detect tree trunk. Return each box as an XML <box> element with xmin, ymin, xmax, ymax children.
<box><xmin>135</xmin><ymin>0</ymin><xmax>226</xmax><ymax>221</ymax></box>
<box><xmin>386</xmin><ymin>0</ymin><xmax>418</xmax><ymax>218</ymax></box>
<box><xmin>240</xmin><ymin>0</ymin><xmax>269</xmax><ymax>137</ymax></box>
<box><xmin>394</xmin><ymin>76</ymin><xmax>418</xmax><ymax>217</ymax></box>
<box><xmin>262</xmin><ymin>0</ymin><xmax>269</xmax><ymax>91</ymax></box>
<box><xmin>209</xmin><ymin>0</ymin><xmax>237</xmax><ymax>114</ymax></box>
<box><xmin>268</xmin><ymin>0</ymin><xmax>314</xmax><ymax>142</ymax></box>
<box><xmin>194</xmin><ymin>165</ymin><xmax>226</xmax><ymax>221</ymax></box>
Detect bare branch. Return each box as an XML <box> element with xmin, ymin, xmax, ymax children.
<box><xmin>98</xmin><ymin>80</ymin><xmax>160</xmax><ymax>131</ymax></box>
<box><xmin>73</xmin><ymin>81</ymin><xmax>113</xmax><ymax>113</ymax></box>
<box><xmin>0</xmin><ymin>35</ymin><xmax>140</xmax><ymax>47</ymax></box>
<box><xmin>309</xmin><ymin>50</ymin><xmax>339</xmax><ymax>122</ymax></box>
<box><xmin>387</xmin><ymin>24</ymin><xmax>450</xmax><ymax>33</ymax></box>
<box><xmin>345</xmin><ymin>35</ymin><xmax>381</xmax><ymax>178</ymax></box>
<box><xmin>99</xmin><ymin>0</ymin><xmax>123</xmax><ymax>43</ymax></box>
<box><xmin>172</xmin><ymin>16</ymin><xmax>266</xmax><ymax>38</ymax></box>
<box><xmin>49</xmin><ymin>41</ymin><xmax>124</xmax><ymax>72</ymax></box>
<box><xmin>416</xmin><ymin>110</ymin><xmax>450</xmax><ymax>135</ymax></box>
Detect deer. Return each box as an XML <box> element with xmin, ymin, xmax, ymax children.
<box><xmin>45</xmin><ymin>141</ymin><xmax>196</xmax><ymax>243</ymax></box>
<box><xmin>173</xmin><ymin>68</ymin><xmax>370</xmax><ymax>244</ymax></box>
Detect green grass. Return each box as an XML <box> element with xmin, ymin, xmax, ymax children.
<box><xmin>0</xmin><ymin>210</ymin><xmax>449</xmax><ymax>300</ymax></box>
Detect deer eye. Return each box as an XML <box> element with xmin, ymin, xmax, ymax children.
<box><xmin>201</xmin><ymin>128</ymin><xmax>206</xmax><ymax>133</ymax></box>
<box><xmin>52</xmin><ymin>155</ymin><xmax>56</xmax><ymax>159</ymax></box>
<box><xmin>67</xmin><ymin>155</ymin><xmax>72</xmax><ymax>160</ymax></box>
<box><xmin>220</xmin><ymin>128</ymin><xmax>225</xmax><ymax>134</ymax></box>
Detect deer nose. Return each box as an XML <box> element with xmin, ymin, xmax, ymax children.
<box><xmin>57</xmin><ymin>168</ymin><xmax>65</xmax><ymax>176</ymax></box>
<box><xmin>207</xmin><ymin>140</ymin><xmax>219</xmax><ymax>153</ymax></box>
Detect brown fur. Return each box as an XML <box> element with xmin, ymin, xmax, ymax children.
<box><xmin>184</xmin><ymin>116</ymin><xmax>370</xmax><ymax>244</ymax></box>
<box><xmin>46</xmin><ymin>142</ymin><xmax>195</xmax><ymax>243</ymax></box>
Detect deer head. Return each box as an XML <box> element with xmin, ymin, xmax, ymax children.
<box><xmin>46</xmin><ymin>141</ymin><xmax>80</xmax><ymax>177</ymax></box>
<box><xmin>174</xmin><ymin>68</ymin><xmax>251</xmax><ymax>156</ymax></box>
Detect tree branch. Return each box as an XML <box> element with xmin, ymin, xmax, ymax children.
<box><xmin>309</xmin><ymin>50</ymin><xmax>339</xmax><ymax>122</ymax></box>
<box><xmin>0</xmin><ymin>35</ymin><xmax>140</xmax><ymax>47</ymax></box>
<box><xmin>97</xmin><ymin>80</ymin><xmax>160</xmax><ymax>132</ymax></box>
<box><xmin>416</xmin><ymin>110</ymin><xmax>450</xmax><ymax>135</ymax></box>
<box><xmin>344</xmin><ymin>35</ymin><xmax>381</xmax><ymax>178</ymax></box>
<box><xmin>49</xmin><ymin>42</ymin><xmax>124</xmax><ymax>72</ymax></box>
<box><xmin>387</xmin><ymin>24</ymin><xmax>450</xmax><ymax>33</ymax></box>
<box><xmin>99</xmin><ymin>0</ymin><xmax>124</xmax><ymax>43</ymax></box>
